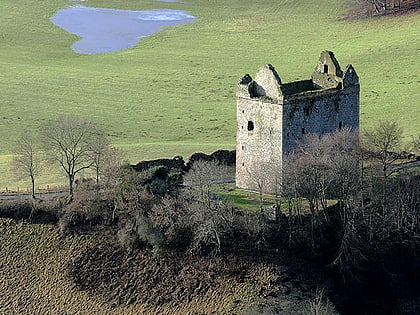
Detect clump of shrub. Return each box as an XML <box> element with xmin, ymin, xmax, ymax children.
<box><xmin>144</xmin><ymin>166</ymin><xmax>183</xmax><ymax>197</ymax></box>
<box><xmin>0</xmin><ymin>197</ymin><xmax>62</xmax><ymax>223</ymax></box>
<box><xmin>304</xmin><ymin>288</ymin><xmax>338</xmax><ymax>315</ymax></box>
<box><xmin>148</xmin><ymin>195</ymin><xmax>192</xmax><ymax>250</ymax></box>
<box><xmin>58</xmin><ymin>183</ymin><xmax>111</xmax><ymax>235</ymax></box>
<box><xmin>117</xmin><ymin>188</ymin><xmax>272</xmax><ymax>255</ymax></box>
<box><xmin>0</xmin><ymin>199</ymin><xmax>33</xmax><ymax>220</ymax></box>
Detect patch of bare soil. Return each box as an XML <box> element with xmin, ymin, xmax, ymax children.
<box><xmin>67</xmin><ymin>243</ymin><xmax>330</xmax><ymax>313</ymax></box>
<box><xmin>342</xmin><ymin>0</ymin><xmax>419</xmax><ymax>20</ymax></box>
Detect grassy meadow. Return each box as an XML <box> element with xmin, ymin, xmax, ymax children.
<box><xmin>0</xmin><ymin>0</ymin><xmax>419</xmax><ymax>189</ymax></box>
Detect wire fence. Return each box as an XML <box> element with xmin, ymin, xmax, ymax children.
<box><xmin>0</xmin><ymin>185</ymin><xmax>67</xmax><ymax>197</ymax></box>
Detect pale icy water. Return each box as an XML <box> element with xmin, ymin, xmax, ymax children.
<box><xmin>51</xmin><ymin>6</ymin><xmax>196</xmax><ymax>54</ymax></box>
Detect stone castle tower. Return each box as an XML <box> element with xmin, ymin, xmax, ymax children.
<box><xmin>236</xmin><ymin>51</ymin><xmax>359</xmax><ymax>193</ymax></box>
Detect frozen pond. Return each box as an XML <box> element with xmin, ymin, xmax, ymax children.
<box><xmin>51</xmin><ymin>6</ymin><xmax>196</xmax><ymax>54</ymax></box>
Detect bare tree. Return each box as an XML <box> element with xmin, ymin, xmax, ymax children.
<box><xmin>12</xmin><ymin>130</ymin><xmax>42</xmax><ymax>199</ymax></box>
<box><xmin>90</xmin><ymin>127</ymin><xmax>110</xmax><ymax>184</ymax></box>
<box><xmin>362</xmin><ymin>120</ymin><xmax>403</xmax><ymax>222</ymax></box>
<box><xmin>42</xmin><ymin>115</ymin><xmax>101</xmax><ymax>200</ymax></box>
<box><xmin>183</xmin><ymin>160</ymin><xmax>229</xmax><ymax>253</ymax></box>
<box><xmin>282</xmin><ymin>154</ymin><xmax>305</xmax><ymax>246</ymax></box>
<box><xmin>411</xmin><ymin>134</ymin><xmax>420</xmax><ymax>155</ymax></box>
<box><xmin>283</xmin><ymin>128</ymin><xmax>361</xmax><ymax>251</ymax></box>
<box><xmin>245</xmin><ymin>161</ymin><xmax>272</xmax><ymax>211</ymax></box>
<box><xmin>364</xmin><ymin>0</ymin><xmax>394</xmax><ymax>14</ymax></box>
<box><xmin>101</xmin><ymin>147</ymin><xmax>128</xmax><ymax>221</ymax></box>
<box><xmin>363</xmin><ymin>120</ymin><xmax>403</xmax><ymax>179</ymax></box>
<box><xmin>326</xmin><ymin>128</ymin><xmax>361</xmax><ymax>222</ymax></box>
<box><xmin>183</xmin><ymin>159</ymin><xmax>228</xmax><ymax>203</ymax></box>
<box><xmin>303</xmin><ymin>288</ymin><xmax>338</xmax><ymax>315</ymax></box>
<box><xmin>101</xmin><ymin>147</ymin><xmax>128</xmax><ymax>185</ymax></box>
<box><xmin>296</xmin><ymin>133</ymin><xmax>333</xmax><ymax>213</ymax></box>
<box><xmin>290</xmin><ymin>133</ymin><xmax>334</xmax><ymax>251</ymax></box>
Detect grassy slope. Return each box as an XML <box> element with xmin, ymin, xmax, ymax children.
<box><xmin>0</xmin><ymin>0</ymin><xmax>419</xmax><ymax>189</ymax></box>
<box><xmin>0</xmin><ymin>219</ymin><xmax>118</xmax><ymax>314</ymax></box>
<box><xmin>0</xmin><ymin>217</ymin><xmax>270</xmax><ymax>314</ymax></box>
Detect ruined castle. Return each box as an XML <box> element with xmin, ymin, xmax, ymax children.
<box><xmin>236</xmin><ymin>51</ymin><xmax>360</xmax><ymax>193</ymax></box>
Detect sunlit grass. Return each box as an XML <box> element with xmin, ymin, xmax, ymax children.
<box><xmin>0</xmin><ymin>0</ymin><xmax>418</xmax><ymax>188</ymax></box>
<box><xmin>214</xmin><ymin>183</ymin><xmax>290</xmax><ymax>211</ymax></box>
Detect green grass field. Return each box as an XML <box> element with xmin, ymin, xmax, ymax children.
<box><xmin>0</xmin><ymin>0</ymin><xmax>419</xmax><ymax>189</ymax></box>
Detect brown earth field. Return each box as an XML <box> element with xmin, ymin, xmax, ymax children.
<box><xmin>0</xmin><ymin>216</ymin><xmax>328</xmax><ymax>314</ymax></box>
<box><xmin>1</xmin><ymin>195</ymin><xmax>419</xmax><ymax>314</ymax></box>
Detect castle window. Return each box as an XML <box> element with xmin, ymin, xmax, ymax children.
<box><xmin>304</xmin><ymin>108</ymin><xmax>310</xmax><ymax>116</ymax></box>
<box><xmin>334</xmin><ymin>101</ymin><xmax>340</xmax><ymax>111</ymax></box>
<box><xmin>338</xmin><ymin>121</ymin><xmax>343</xmax><ymax>130</ymax></box>
<box><xmin>301</xmin><ymin>128</ymin><xmax>306</xmax><ymax>135</ymax></box>
<box><xmin>242</xmin><ymin>162</ymin><xmax>244</xmax><ymax>166</ymax></box>
<box><xmin>242</xmin><ymin>145</ymin><xmax>245</xmax><ymax>150</ymax></box>
<box><xmin>247</xmin><ymin>121</ymin><xmax>254</xmax><ymax>131</ymax></box>
<box><xmin>323</xmin><ymin>64</ymin><xmax>328</xmax><ymax>73</ymax></box>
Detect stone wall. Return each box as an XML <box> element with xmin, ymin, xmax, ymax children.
<box><xmin>236</xmin><ymin>51</ymin><xmax>360</xmax><ymax>194</ymax></box>
<box><xmin>133</xmin><ymin>150</ymin><xmax>236</xmax><ymax>173</ymax></box>
<box><xmin>236</xmin><ymin>97</ymin><xmax>283</xmax><ymax>193</ymax></box>
<box><xmin>282</xmin><ymin>86</ymin><xmax>359</xmax><ymax>154</ymax></box>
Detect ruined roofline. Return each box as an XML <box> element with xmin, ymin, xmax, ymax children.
<box><xmin>237</xmin><ymin>82</ymin><xmax>345</xmax><ymax>103</ymax></box>
<box><xmin>281</xmin><ymin>83</ymin><xmax>345</xmax><ymax>102</ymax></box>
<box><xmin>237</xmin><ymin>73</ymin><xmax>350</xmax><ymax>100</ymax></box>
<box><xmin>237</xmin><ymin>51</ymin><xmax>359</xmax><ymax>101</ymax></box>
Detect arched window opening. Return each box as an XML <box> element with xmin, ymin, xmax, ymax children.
<box><xmin>247</xmin><ymin>121</ymin><xmax>254</xmax><ymax>131</ymax></box>
<box><xmin>323</xmin><ymin>64</ymin><xmax>329</xmax><ymax>74</ymax></box>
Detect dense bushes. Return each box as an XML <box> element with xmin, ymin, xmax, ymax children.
<box><xmin>0</xmin><ymin>197</ymin><xmax>61</xmax><ymax>223</ymax></box>
<box><xmin>131</xmin><ymin>149</ymin><xmax>236</xmax><ymax>173</ymax></box>
<box><xmin>97</xmin><ymin>131</ymin><xmax>419</xmax><ymax>312</ymax></box>
<box><xmin>132</xmin><ymin>155</ymin><xmax>185</xmax><ymax>173</ymax></box>
<box><xmin>3</xmin><ymin>141</ymin><xmax>418</xmax><ymax>313</ymax></box>
<box><xmin>58</xmin><ymin>184</ymin><xmax>112</xmax><ymax>235</ymax></box>
<box><xmin>115</xmin><ymin>167</ymin><xmax>270</xmax><ymax>255</ymax></box>
<box><xmin>185</xmin><ymin>149</ymin><xmax>236</xmax><ymax>170</ymax></box>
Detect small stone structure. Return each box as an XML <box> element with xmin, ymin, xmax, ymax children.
<box><xmin>236</xmin><ymin>51</ymin><xmax>360</xmax><ymax>193</ymax></box>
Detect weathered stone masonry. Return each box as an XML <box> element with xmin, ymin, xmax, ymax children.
<box><xmin>236</xmin><ymin>51</ymin><xmax>360</xmax><ymax>193</ymax></box>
